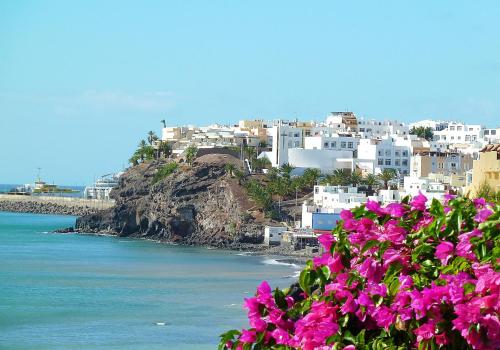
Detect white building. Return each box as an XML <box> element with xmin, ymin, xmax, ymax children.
<box><xmin>301</xmin><ymin>186</ymin><xmax>367</xmax><ymax>229</ymax></box>
<box><xmin>484</xmin><ymin>127</ymin><xmax>500</xmax><ymax>143</ymax></box>
<box><xmin>356</xmin><ymin>118</ymin><xmax>409</xmax><ymax>138</ymax></box>
<box><xmin>433</xmin><ymin>122</ymin><xmax>483</xmax><ymax>144</ymax></box>
<box><xmin>357</xmin><ymin>136</ymin><xmax>412</xmax><ymax>175</ymax></box>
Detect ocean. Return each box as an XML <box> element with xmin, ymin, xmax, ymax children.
<box><xmin>0</xmin><ymin>211</ymin><xmax>301</xmax><ymax>349</ymax></box>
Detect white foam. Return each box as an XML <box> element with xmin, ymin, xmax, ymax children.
<box><xmin>262</xmin><ymin>258</ymin><xmax>299</xmax><ymax>268</ymax></box>
<box><xmin>155</xmin><ymin>322</ymin><xmax>166</xmax><ymax>326</ymax></box>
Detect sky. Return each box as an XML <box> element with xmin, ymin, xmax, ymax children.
<box><xmin>1</xmin><ymin>1</ymin><xmax>499</xmax><ymax>185</ymax></box>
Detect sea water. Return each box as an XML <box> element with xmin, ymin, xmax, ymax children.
<box><xmin>0</xmin><ymin>212</ymin><xmax>301</xmax><ymax>349</ymax></box>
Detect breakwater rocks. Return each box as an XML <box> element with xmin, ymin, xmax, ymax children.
<box><xmin>76</xmin><ymin>154</ymin><xmax>269</xmax><ymax>248</ymax></box>
<box><xmin>0</xmin><ymin>200</ymin><xmax>99</xmax><ymax>216</ymax></box>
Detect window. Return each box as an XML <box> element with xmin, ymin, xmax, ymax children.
<box><xmin>341</xmin><ymin>141</ymin><xmax>346</xmax><ymax>148</ymax></box>
<box><xmin>395</xmin><ymin>151</ymin><xmax>400</xmax><ymax>157</ymax></box>
<box><xmin>348</xmin><ymin>142</ymin><xmax>353</xmax><ymax>148</ymax></box>
<box><xmin>469</xmin><ymin>128</ymin><xmax>474</xmax><ymax>131</ymax></box>
<box><xmin>385</xmin><ymin>150</ymin><xmax>391</xmax><ymax>156</ymax></box>
<box><xmin>294</xmin><ymin>133</ymin><xmax>300</xmax><ymax>138</ymax></box>
<box><xmin>288</xmin><ymin>132</ymin><xmax>293</xmax><ymax>137</ymax></box>
<box><xmin>385</xmin><ymin>159</ymin><xmax>391</xmax><ymax>165</ymax></box>
<box><xmin>324</xmin><ymin>142</ymin><xmax>329</xmax><ymax>148</ymax></box>
<box><xmin>402</xmin><ymin>150</ymin><xmax>408</xmax><ymax>157</ymax></box>
<box><xmin>457</xmin><ymin>126</ymin><xmax>463</xmax><ymax>131</ymax></box>
<box><xmin>359</xmin><ymin>128</ymin><xmax>365</xmax><ymax>132</ymax></box>
<box><xmin>451</xmin><ymin>163</ymin><xmax>456</xmax><ymax>168</ymax></box>
<box><xmin>492</xmin><ymin>130</ymin><xmax>497</xmax><ymax>135</ymax></box>
<box><xmin>402</xmin><ymin>159</ymin><xmax>408</xmax><ymax>166</ymax></box>
<box><xmin>331</xmin><ymin>141</ymin><xmax>336</xmax><ymax>148</ymax></box>
<box><xmin>484</xmin><ymin>130</ymin><xmax>490</xmax><ymax>135</ymax></box>
<box><xmin>450</xmin><ymin>126</ymin><xmax>455</xmax><ymax>131</ymax></box>
<box><xmin>443</xmin><ymin>136</ymin><xmax>447</xmax><ymax>140</ymax></box>
<box><xmin>378</xmin><ymin>150</ymin><xmax>383</xmax><ymax>156</ymax></box>
<box><xmin>451</xmin><ymin>136</ymin><xmax>454</xmax><ymax>140</ymax></box>
<box><xmin>378</xmin><ymin>158</ymin><xmax>383</xmax><ymax>165</ymax></box>
<box><xmin>395</xmin><ymin>159</ymin><xmax>400</xmax><ymax>166</ymax></box>
<box><xmin>458</xmin><ymin>136</ymin><xmax>461</xmax><ymax>140</ymax></box>
<box><xmin>294</xmin><ymin>141</ymin><xmax>300</xmax><ymax>147</ymax></box>
<box><xmin>472</xmin><ymin>136</ymin><xmax>477</xmax><ymax>141</ymax></box>
<box><xmin>465</xmin><ymin>135</ymin><xmax>470</xmax><ymax>141</ymax></box>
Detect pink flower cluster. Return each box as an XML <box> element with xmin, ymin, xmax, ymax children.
<box><xmin>221</xmin><ymin>195</ymin><xmax>499</xmax><ymax>350</ymax></box>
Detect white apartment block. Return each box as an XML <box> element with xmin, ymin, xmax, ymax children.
<box><xmin>356</xmin><ymin>118</ymin><xmax>409</xmax><ymax>138</ymax></box>
<box><xmin>433</xmin><ymin>122</ymin><xmax>483</xmax><ymax>144</ymax></box>
<box><xmin>357</xmin><ymin>136</ymin><xmax>412</xmax><ymax>175</ymax></box>
<box><xmin>484</xmin><ymin>127</ymin><xmax>500</xmax><ymax>143</ymax></box>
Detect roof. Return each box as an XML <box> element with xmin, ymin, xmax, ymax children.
<box><xmin>480</xmin><ymin>144</ymin><xmax>500</xmax><ymax>153</ymax></box>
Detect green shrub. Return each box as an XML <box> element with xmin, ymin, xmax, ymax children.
<box><xmin>153</xmin><ymin>162</ymin><xmax>178</xmax><ymax>183</ymax></box>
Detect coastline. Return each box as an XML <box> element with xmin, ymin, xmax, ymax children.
<box><xmin>61</xmin><ymin>228</ymin><xmax>314</xmax><ymax>263</ymax></box>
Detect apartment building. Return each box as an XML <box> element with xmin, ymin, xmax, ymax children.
<box><xmin>410</xmin><ymin>151</ymin><xmax>473</xmax><ymax>177</ymax></box>
<box><xmin>466</xmin><ymin>144</ymin><xmax>500</xmax><ymax>196</ymax></box>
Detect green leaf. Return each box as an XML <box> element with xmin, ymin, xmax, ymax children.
<box><xmin>361</xmin><ymin>239</ymin><xmax>380</xmax><ymax>254</ymax></box>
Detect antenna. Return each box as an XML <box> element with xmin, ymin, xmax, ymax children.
<box><xmin>37</xmin><ymin>167</ymin><xmax>42</xmax><ymax>181</ymax></box>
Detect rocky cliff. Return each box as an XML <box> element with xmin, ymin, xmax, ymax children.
<box><xmin>76</xmin><ymin>154</ymin><xmax>266</xmax><ymax>248</ymax></box>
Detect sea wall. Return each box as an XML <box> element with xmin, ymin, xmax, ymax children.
<box><xmin>0</xmin><ymin>194</ymin><xmax>114</xmax><ymax>216</ymax></box>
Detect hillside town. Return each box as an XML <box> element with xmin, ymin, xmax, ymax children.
<box><xmin>145</xmin><ymin>112</ymin><xmax>499</xmax><ymax>251</ymax></box>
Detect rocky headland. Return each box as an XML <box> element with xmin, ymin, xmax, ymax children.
<box><xmin>75</xmin><ymin>154</ymin><xmax>277</xmax><ymax>249</ymax></box>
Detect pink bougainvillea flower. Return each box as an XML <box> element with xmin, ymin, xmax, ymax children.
<box><xmin>365</xmin><ymin>199</ymin><xmax>383</xmax><ymax>215</ymax></box>
<box><xmin>318</xmin><ymin>233</ymin><xmax>335</xmax><ymax>251</ymax></box>
<box><xmin>435</xmin><ymin>241</ymin><xmax>454</xmax><ymax>265</ymax></box>
<box><xmin>410</xmin><ymin>192</ymin><xmax>427</xmax><ymax>211</ymax></box>
<box><xmin>383</xmin><ymin>202</ymin><xmax>405</xmax><ymax>218</ymax></box>
<box><xmin>473</xmin><ymin>197</ymin><xmax>486</xmax><ymax>208</ymax></box>
<box><xmin>474</xmin><ymin>208</ymin><xmax>493</xmax><ymax>223</ymax></box>
<box><xmin>456</xmin><ymin>229</ymin><xmax>482</xmax><ymax>261</ymax></box>
<box><xmin>340</xmin><ymin>209</ymin><xmax>353</xmax><ymax>220</ymax></box>
<box><xmin>239</xmin><ymin>329</ymin><xmax>257</xmax><ymax>343</ymax></box>
<box><xmin>414</xmin><ymin>322</ymin><xmax>436</xmax><ymax>342</ymax></box>
<box><xmin>271</xmin><ymin>328</ymin><xmax>291</xmax><ymax>345</ymax></box>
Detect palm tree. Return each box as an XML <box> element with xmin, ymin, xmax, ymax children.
<box><xmin>330</xmin><ymin>169</ymin><xmax>350</xmax><ymax>186</ymax></box>
<box><xmin>147</xmin><ymin>131</ymin><xmax>158</xmax><ymax>145</ymax></box>
<box><xmin>139</xmin><ymin>139</ymin><xmax>148</xmax><ymax>149</ymax></box>
<box><xmin>225</xmin><ymin>163</ymin><xmax>236</xmax><ymax>177</ymax></box>
<box><xmin>349</xmin><ymin>170</ymin><xmax>364</xmax><ymax>187</ymax></box>
<box><xmin>302</xmin><ymin>168</ymin><xmax>321</xmax><ymax>189</ymax></box>
<box><xmin>362</xmin><ymin>173</ymin><xmax>379</xmax><ymax>195</ymax></box>
<box><xmin>410</xmin><ymin>126</ymin><xmax>434</xmax><ymax>141</ymax></box>
<box><xmin>280</xmin><ymin>163</ymin><xmax>295</xmax><ymax>179</ymax></box>
<box><xmin>184</xmin><ymin>145</ymin><xmax>198</xmax><ymax>166</ymax></box>
<box><xmin>159</xmin><ymin>141</ymin><xmax>172</xmax><ymax>158</ymax></box>
<box><xmin>377</xmin><ymin>168</ymin><xmax>397</xmax><ymax>189</ymax></box>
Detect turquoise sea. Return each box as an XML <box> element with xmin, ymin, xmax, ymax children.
<box><xmin>0</xmin><ymin>211</ymin><xmax>301</xmax><ymax>350</ymax></box>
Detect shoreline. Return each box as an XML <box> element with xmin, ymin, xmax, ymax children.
<box><xmin>64</xmin><ymin>229</ymin><xmax>314</xmax><ymax>263</ymax></box>
<box><xmin>1</xmin><ymin>209</ymin><xmax>314</xmax><ymax>262</ymax></box>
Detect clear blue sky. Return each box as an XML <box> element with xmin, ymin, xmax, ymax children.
<box><xmin>1</xmin><ymin>1</ymin><xmax>499</xmax><ymax>185</ymax></box>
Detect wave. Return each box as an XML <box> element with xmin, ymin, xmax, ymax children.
<box><xmin>262</xmin><ymin>258</ymin><xmax>299</xmax><ymax>268</ymax></box>
<box><xmin>284</xmin><ymin>270</ymin><xmax>301</xmax><ymax>279</ymax></box>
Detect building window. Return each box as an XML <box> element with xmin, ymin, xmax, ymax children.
<box><xmin>359</xmin><ymin>128</ymin><xmax>365</xmax><ymax>132</ymax></box>
<box><xmin>457</xmin><ymin>126</ymin><xmax>463</xmax><ymax>131</ymax></box>
<box><xmin>492</xmin><ymin>130</ymin><xmax>497</xmax><ymax>135</ymax></box>
<box><xmin>288</xmin><ymin>132</ymin><xmax>293</xmax><ymax>137</ymax></box>
<box><xmin>385</xmin><ymin>159</ymin><xmax>391</xmax><ymax>165</ymax></box>
<box><xmin>331</xmin><ymin>141</ymin><xmax>336</xmax><ymax>148</ymax></box>
<box><xmin>450</xmin><ymin>126</ymin><xmax>455</xmax><ymax>131</ymax></box>
<box><xmin>402</xmin><ymin>150</ymin><xmax>408</xmax><ymax>157</ymax></box>
<box><xmin>458</xmin><ymin>136</ymin><xmax>461</xmax><ymax>140</ymax></box>
<box><xmin>402</xmin><ymin>159</ymin><xmax>408</xmax><ymax>166</ymax></box>
<box><xmin>465</xmin><ymin>135</ymin><xmax>470</xmax><ymax>141</ymax></box>
<box><xmin>395</xmin><ymin>159</ymin><xmax>400</xmax><ymax>166</ymax></box>
<box><xmin>484</xmin><ymin>130</ymin><xmax>490</xmax><ymax>135</ymax></box>
<box><xmin>378</xmin><ymin>158</ymin><xmax>383</xmax><ymax>165</ymax></box>
<box><xmin>451</xmin><ymin>136</ymin><xmax>454</xmax><ymax>140</ymax></box>
<box><xmin>472</xmin><ymin>136</ymin><xmax>477</xmax><ymax>141</ymax></box>
<box><xmin>341</xmin><ymin>141</ymin><xmax>346</xmax><ymax>148</ymax></box>
<box><xmin>395</xmin><ymin>151</ymin><xmax>400</xmax><ymax>157</ymax></box>
<box><xmin>294</xmin><ymin>133</ymin><xmax>299</xmax><ymax>138</ymax></box>
<box><xmin>385</xmin><ymin>150</ymin><xmax>391</xmax><ymax>156</ymax></box>
<box><xmin>348</xmin><ymin>142</ymin><xmax>353</xmax><ymax>148</ymax></box>
<box><xmin>378</xmin><ymin>150</ymin><xmax>383</xmax><ymax>156</ymax></box>
<box><xmin>294</xmin><ymin>141</ymin><xmax>300</xmax><ymax>147</ymax></box>
<box><xmin>324</xmin><ymin>142</ymin><xmax>329</xmax><ymax>148</ymax></box>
